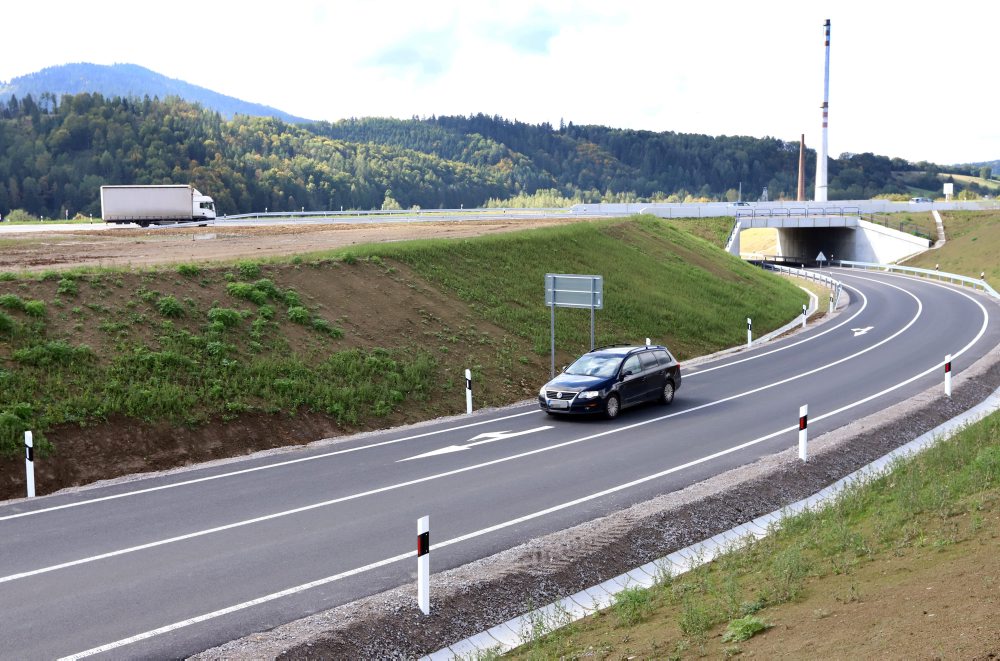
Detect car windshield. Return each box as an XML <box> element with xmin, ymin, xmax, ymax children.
<box><xmin>565</xmin><ymin>353</ymin><xmax>621</xmax><ymax>378</ymax></box>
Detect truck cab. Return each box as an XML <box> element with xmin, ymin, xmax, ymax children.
<box><xmin>193</xmin><ymin>191</ymin><xmax>216</xmax><ymax>221</ymax></box>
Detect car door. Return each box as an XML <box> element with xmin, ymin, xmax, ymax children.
<box><xmin>638</xmin><ymin>350</ymin><xmax>665</xmax><ymax>401</ymax></box>
<box><xmin>618</xmin><ymin>354</ymin><xmax>645</xmax><ymax>406</ymax></box>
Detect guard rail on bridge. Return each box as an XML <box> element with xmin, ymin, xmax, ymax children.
<box><xmin>736</xmin><ymin>206</ymin><xmax>860</xmax><ymax>219</ymax></box>
<box><xmin>835</xmin><ymin>260</ymin><xmax>999</xmax><ymax>298</ymax></box>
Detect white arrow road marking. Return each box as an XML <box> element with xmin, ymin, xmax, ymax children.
<box><xmin>398</xmin><ymin>426</ymin><xmax>553</xmax><ymax>461</ymax></box>
<box><xmin>852</xmin><ymin>326</ymin><xmax>874</xmax><ymax>337</ymax></box>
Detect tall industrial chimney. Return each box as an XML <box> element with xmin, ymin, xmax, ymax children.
<box><xmin>797</xmin><ymin>134</ymin><xmax>807</xmax><ymax>201</ymax></box>
<box><xmin>815</xmin><ymin>19</ymin><xmax>831</xmax><ymax>202</ymax></box>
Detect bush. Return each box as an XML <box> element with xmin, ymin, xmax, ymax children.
<box><xmin>155</xmin><ymin>295</ymin><xmax>184</xmax><ymax>318</ymax></box>
<box><xmin>56</xmin><ymin>278</ymin><xmax>78</xmax><ymax>297</ymax></box>
<box><xmin>0</xmin><ymin>310</ymin><xmax>14</xmax><ymax>333</ymax></box>
<box><xmin>311</xmin><ymin>317</ymin><xmax>344</xmax><ymax>338</ymax></box>
<box><xmin>13</xmin><ymin>341</ymin><xmax>94</xmax><ymax>367</ymax></box>
<box><xmin>0</xmin><ymin>272</ymin><xmax>16</xmax><ymax>281</ymax></box>
<box><xmin>176</xmin><ymin>263</ymin><xmax>201</xmax><ymax>277</ymax></box>
<box><xmin>722</xmin><ymin>615</ymin><xmax>770</xmax><ymax>642</ymax></box>
<box><xmin>235</xmin><ymin>261</ymin><xmax>261</xmax><ymax>279</ymax></box>
<box><xmin>287</xmin><ymin>306</ymin><xmax>311</xmax><ymax>324</ymax></box>
<box><xmin>207</xmin><ymin>307</ymin><xmax>243</xmax><ymax>328</ymax></box>
<box><xmin>5</xmin><ymin>208</ymin><xmax>38</xmax><ymax>223</ymax></box>
<box><xmin>0</xmin><ymin>294</ymin><xmax>25</xmax><ymax>310</ymax></box>
<box><xmin>24</xmin><ymin>300</ymin><xmax>46</xmax><ymax>317</ymax></box>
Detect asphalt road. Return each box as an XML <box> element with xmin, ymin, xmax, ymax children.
<box><xmin>1</xmin><ymin>268</ymin><xmax>997</xmax><ymax>660</ymax></box>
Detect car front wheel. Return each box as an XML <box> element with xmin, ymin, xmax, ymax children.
<box><xmin>604</xmin><ymin>393</ymin><xmax>621</xmax><ymax>419</ymax></box>
<box><xmin>660</xmin><ymin>381</ymin><xmax>675</xmax><ymax>405</ymax></box>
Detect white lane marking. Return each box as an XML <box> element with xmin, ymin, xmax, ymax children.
<box><xmin>398</xmin><ymin>426</ymin><xmax>553</xmax><ymax>461</ymax></box>
<box><xmin>0</xmin><ymin>278</ymin><xmax>928</xmax><ymax>585</ymax></box>
<box><xmin>684</xmin><ymin>282</ymin><xmax>868</xmax><ymax>378</ymax></box>
<box><xmin>852</xmin><ymin>326</ymin><xmax>874</xmax><ymax>336</ymax></box>
<box><xmin>52</xmin><ymin>283</ymin><xmax>994</xmax><ymax>660</ymax></box>
<box><xmin>0</xmin><ymin>409</ymin><xmax>538</xmax><ymax>522</ymax></box>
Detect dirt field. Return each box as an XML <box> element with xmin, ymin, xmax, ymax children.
<box><xmin>0</xmin><ymin>218</ymin><xmax>580</xmax><ymax>272</ymax></box>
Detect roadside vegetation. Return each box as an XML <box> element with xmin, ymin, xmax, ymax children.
<box><xmin>904</xmin><ymin>210</ymin><xmax>1000</xmax><ymax>281</ymax></box>
<box><xmin>0</xmin><ymin>217</ymin><xmax>807</xmax><ymax>497</ymax></box>
<box><xmin>504</xmin><ymin>408</ymin><xmax>1000</xmax><ymax>659</ymax></box>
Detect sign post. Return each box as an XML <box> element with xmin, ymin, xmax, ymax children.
<box><xmin>545</xmin><ymin>274</ymin><xmax>604</xmax><ymax>377</ymax></box>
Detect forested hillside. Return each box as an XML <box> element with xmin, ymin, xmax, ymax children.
<box><xmin>0</xmin><ymin>92</ymin><xmax>985</xmax><ymax>219</ymax></box>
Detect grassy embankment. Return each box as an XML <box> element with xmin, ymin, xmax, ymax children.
<box><xmin>504</xmin><ymin>410</ymin><xmax>1000</xmax><ymax>659</ymax></box>
<box><xmin>0</xmin><ymin>216</ymin><xmax>806</xmax><ymax>483</ymax></box>
<box><xmin>904</xmin><ymin>210</ymin><xmax>1000</xmax><ymax>280</ymax></box>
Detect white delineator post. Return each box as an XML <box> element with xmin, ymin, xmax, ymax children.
<box><xmin>464</xmin><ymin>369</ymin><xmax>473</xmax><ymax>415</ymax></box>
<box><xmin>798</xmin><ymin>405</ymin><xmax>809</xmax><ymax>462</ymax></box>
<box><xmin>645</xmin><ymin>337</ymin><xmax>651</xmax><ymax>347</ymax></box>
<box><xmin>829</xmin><ymin>290</ymin><xmax>834</xmax><ymax>313</ymax></box>
<box><xmin>802</xmin><ymin>303</ymin><xmax>807</xmax><ymax>328</ymax></box>
<box><xmin>945</xmin><ymin>354</ymin><xmax>952</xmax><ymax>398</ymax></box>
<box><xmin>747</xmin><ymin>317</ymin><xmax>752</xmax><ymax>347</ymax></box>
<box><xmin>417</xmin><ymin>515</ymin><xmax>430</xmax><ymax>615</ymax></box>
<box><xmin>25</xmin><ymin>431</ymin><xmax>35</xmax><ymax>498</ymax></box>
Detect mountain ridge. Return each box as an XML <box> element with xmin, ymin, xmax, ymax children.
<box><xmin>0</xmin><ymin>62</ymin><xmax>310</xmax><ymax>124</ymax></box>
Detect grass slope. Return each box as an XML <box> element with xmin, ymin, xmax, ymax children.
<box><xmin>505</xmin><ymin>408</ymin><xmax>1000</xmax><ymax>659</ymax></box>
<box><xmin>337</xmin><ymin>216</ymin><xmax>805</xmax><ymax>359</ymax></box>
<box><xmin>904</xmin><ymin>210</ymin><xmax>1000</xmax><ymax>281</ymax></box>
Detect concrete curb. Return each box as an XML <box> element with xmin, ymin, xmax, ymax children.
<box><xmin>424</xmin><ymin>382</ymin><xmax>1000</xmax><ymax>660</ymax></box>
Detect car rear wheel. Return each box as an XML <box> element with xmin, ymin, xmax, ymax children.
<box><xmin>660</xmin><ymin>381</ymin><xmax>675</xmax><ymax>405</ymax></box>
<box><xmin>604</xmin><ymin>393</ymin><xmax>620</xmax><ymax>419</ymax></box>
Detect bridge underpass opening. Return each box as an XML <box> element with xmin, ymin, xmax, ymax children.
<box><xmin>775</xmin><ymin>226</ymin><xmax>856</xmax><ymax>264</ymax></box>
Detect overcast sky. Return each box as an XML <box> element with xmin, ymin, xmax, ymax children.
<box><xmin>2</xmin><ymin>1</ymin><xmax>996</xmax><ymax>164</ymax></box>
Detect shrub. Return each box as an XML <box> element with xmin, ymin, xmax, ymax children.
<box><xmin>0</xmin><ymin>310</ymin><xmax>14</xmax><ymax>333</ymax></box>
<box><xmin>287</xmin><ymin>306</ymin><xmax>311</xmax><ymax>324</ymax></box>
<box><xmin>0</xmin><ymin>272</ymin><xmax>16</xmax><ymax>281</ymax></box>
<box><xmin>24</xmin><ymin>300</ymin><xmax>46</xmax><ymax>317</ymax></box>
<box><xmin>5</xmin><ymin>208</ymin><xmax>38</xmax><ymax>223</ymax></box>
<box><xmin>207</xmin><ymin>307</ymin><xmax>243</xmax><ymax>328</ymax></box>
<box><xmin>236</xmin><ymin>261</ymin><xmax>261</xmax><ymax>279</ymax></box>
<box><xmin>311</xmin><ymin>317</ymin><xmax>344</xmax><ymax>338</ymax></box>
<box><xmin>155</xmin><ymin>295</ymin><xmax>184</xmax><ymax>318</ymax></box>
<box><xmin>258</xmin><ymin>304</ymin><xmax>275</xmax><ymax>320</ymax></box>
<box><xmin>56</xmin><ymin>278</ymin><xmax>78</xmax><ymax>297</ymax></box>
<box><xmin>13</xmin><ymin>341</ymin><xmax>94</xmax><ymax>367</ymax></box>
<box><xmin>0</xmin><ymin>294</ymin><xmax>25</xmax><ymax>310</ymax></box>
<box><xmin>176</xmin><ymin>263</ymin><xmax>201</xmax><ymax>277</ymax></box>
<box><xmin>283</xmin><ymin>289</ymin><xmax>301</xmax><ymax>307</ymax></box>
<box><xmin>722</xmin><ymin>615</ymin><xmax>770</xmax><ymax>642</ymax></box>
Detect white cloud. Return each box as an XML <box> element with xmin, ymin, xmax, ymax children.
<box><xmin>1</xmin><ymin>0</ymin><xmax>996</xmax><ymax>163</ymax></box>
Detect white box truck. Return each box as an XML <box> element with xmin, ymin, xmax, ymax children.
<box><xmin>100</xmin><ymin>185</ymin><xmax>216</xmax><ymax>227</ymax></box>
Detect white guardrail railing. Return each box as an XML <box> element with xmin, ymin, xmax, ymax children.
<box><xmin>835</xmin><ymin>260</ymin><xmax>1000</xmax><ymax>299</ymax></box>
<box><xmin>758</xmin><ymin>261</ymin><xmax>844</xmax><ymax>304</ymax></box>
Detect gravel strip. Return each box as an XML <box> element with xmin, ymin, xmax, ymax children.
<box><xmin>194</xmin><ymin>301</ymin><xmax>1000</xmax><ymax>660</ymax></box>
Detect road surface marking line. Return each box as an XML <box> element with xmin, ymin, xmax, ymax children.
<box><xmin>686</xmin><ymin>283</ymin><xmax>868</xmax><ymax>377</ymax></box>
<box><xmin>0</xmin><ymin>409</ymin><xmax>538</xmax><ymax>522</ymax></box>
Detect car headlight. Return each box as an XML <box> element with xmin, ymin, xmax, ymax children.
<box><xmin>539</xmin><ymin>386</ymin><xmax>547</xmax><ymax>397</ymax></box>
<box><xmin>577</xmin><ymin>390</ymin><xmax>600</xmax><ymax>400</ymax></box>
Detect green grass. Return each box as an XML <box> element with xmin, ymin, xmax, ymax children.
<box><xmin>318</xmin><ymin>216</ymin><xmax>806</xmax><ymax>359</ymax></box>
<box><xmin>903</xmin><ymin>211</ymin><xmax>1000</xmax><ymax>280</ymax></box>
<box><xmin>506</xmin><ymin>407</ymin><xmax>1000</xmax><ymax>659</ymax></box>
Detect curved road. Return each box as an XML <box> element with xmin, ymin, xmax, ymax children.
<box><xmin>1</xmin><ymin>269</ymin><xmax>998</xmax><ymax>659</ymax></box>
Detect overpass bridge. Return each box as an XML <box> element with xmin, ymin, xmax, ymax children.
<box><xmin>726</xmin><ymin>207</ymin><xmax>931</xmax><ymax>264</ymax></box>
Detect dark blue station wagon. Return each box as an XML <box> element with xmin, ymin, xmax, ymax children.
<box><xmin>538</xmin><ymin>345</ymin><xmax>682</xmax><ymax>419</ymax></box>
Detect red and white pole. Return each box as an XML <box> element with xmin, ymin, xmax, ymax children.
<box><xmin>417</xmin><ymin>515</ymin><xmax>430</xmax><ymax>614</ymax></box>
<box><xmin>945</xmin><ymin>354</ymin><xmax>952</xmax><ymax>398</ymax></box>
<box><xmin>798</xmin><ymin>405</ymin><xmax>808</xmax><ymax>462</ymax></box>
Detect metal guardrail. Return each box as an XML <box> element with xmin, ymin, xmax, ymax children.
<box><xmin>220</xmin><ymin>207</ymin><xmax>571</xmax><ymax>221</ymax></box>
<box><xmin>736</xmin><ymin>206</ymin><xmax>860</xmax><ymax>219</ymax></box>
<box><xmin>835</xmin><ymin>260</ymin><xmax>1000</xmax><ymax>298</ymax></box>
<box><xmin>756</xmin><ymin>261</ymin><xmax>844</xmax><ymax>292</ymax></box>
